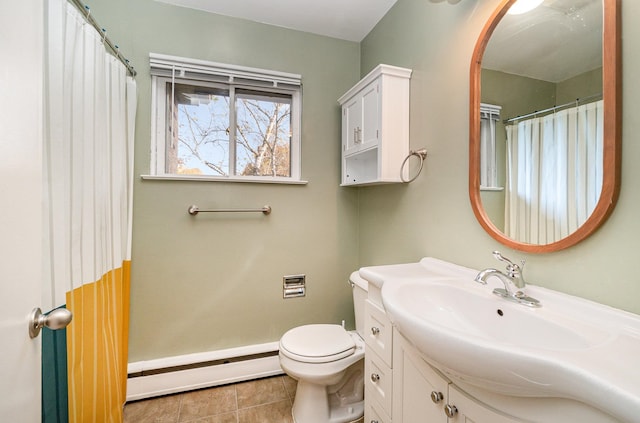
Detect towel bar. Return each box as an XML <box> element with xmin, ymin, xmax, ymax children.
<box><xmin>188</xmin><ymin>205</ymin><xmax>272</xmax><ymax>216</ymax></box>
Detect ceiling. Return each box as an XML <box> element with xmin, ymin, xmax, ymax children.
<box><xmin>154</xmin><ymin>0</ymin><xmax>398</xmax><ymax>42</ymax></box>
<box><xmin>154</xmin><ymin>0</ymin><xmax>601</xmax><ymax>82</ymax></box>
<box><xmin>482</xmin><ymin>0</ymin><xmax>602</xmax><ymax>83</ymax></box>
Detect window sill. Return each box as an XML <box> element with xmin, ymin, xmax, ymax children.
<box><xmin>480</xmin><ymin>186</ymin><xmax>504</xmax><ymax>192</ymax></box>
<box><xmin>140</xmin><ymin>174</ymin><xmax>308</xmax><ymax>185</ymax></box>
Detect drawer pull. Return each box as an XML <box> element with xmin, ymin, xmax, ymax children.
<box><xmin>444</xmin><ymin>404</ymin><xmax>458</xmax><ymax>418</ymax></box>
<box><xmin>370</xmin><ymin>421</ymin><xmax>379</xmax><ymax>423</ymax></box>
<box><xmin>370</xmin><ymin>373</ymin><xmax>380</xmax><ymax>382</ymax></box>
<box><xmin>430</xmin><ymin>391</ymin><xmax>444</xmax><ymax>404</ymax></box>
<box><xmin>371</xmin><ymin>326</ymin><xmax>380</xmax><ymax>335</ymax></box>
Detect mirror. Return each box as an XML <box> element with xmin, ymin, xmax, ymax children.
<box><xmin>469</xmin><ymin>0</ymin><xmax>620</xmax><ymax>253</ymax></box>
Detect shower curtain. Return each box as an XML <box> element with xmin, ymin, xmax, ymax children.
<box><xmin>505</xmin><ymin>100</ymin><xmax>603</xmax><ymax>244</ymax></box>
<box><xmin>44</xmin><ymin>0</ymin><xmax>136</xmax><ymax>421</ymax></box>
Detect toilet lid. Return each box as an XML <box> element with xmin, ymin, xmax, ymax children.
<box><xmin>280</xmin><ymin>324</ymin><xmax>355</xmax><ymax>363</ymax></box>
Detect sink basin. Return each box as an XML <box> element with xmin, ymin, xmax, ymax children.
<box><xmin>361</xmin><ymin>258</ymin><xmax>640</xmax><ymax>423</ymax></box>
<box><xmin>387</xmin><ymin>282</ymin><xmax>609</xmax><ymax>351</ymax></box>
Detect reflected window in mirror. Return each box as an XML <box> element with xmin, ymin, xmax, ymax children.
<box><xmin>479</xmin><ymin>103</ymin><xmax>502</xmax><ymax>190</ymax></box>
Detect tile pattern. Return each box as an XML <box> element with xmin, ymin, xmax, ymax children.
<box><xmin>124</xmin><ymin>375</ymin><xmax>296</xmax><ymax>423</ymax></box>
<box><xmin>124</xmin><ymin>375</ymin><xmax>365</xmax><ymax>423</ymax></box>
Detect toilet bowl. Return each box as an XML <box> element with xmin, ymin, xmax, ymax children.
<box><xmin>279</xmin><ymin>272</ymin><xmax>368</xmax><ymax>423</ymax></box>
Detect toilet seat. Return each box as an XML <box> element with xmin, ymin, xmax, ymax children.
<box><xmin>280</xmin><ymin>324</ymin><xmax>356</xmax><ymax>363</ymax></box>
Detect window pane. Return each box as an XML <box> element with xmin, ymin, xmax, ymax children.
<box><xmin>167</xmin><ymin>83</ymin><xmax>230</xmax><ymax>176</ymax></box>
<box><xmin>235</xmin><ymin>89</ymin><xmax>292</xmax><ymax>177</ymax></box>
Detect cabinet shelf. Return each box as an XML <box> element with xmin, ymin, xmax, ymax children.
<box><xmin>344</xmin><ymin>140</ymin><xmax>378</xmax><ymax>158</ymax></box>
<box><xmin>338</xmin><ymin>64</ymin><xmax>411</xmax><ymax>187</ymax></box>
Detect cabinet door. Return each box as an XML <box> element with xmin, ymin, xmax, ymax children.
<box><xmin>343</xmin><ymin>95</ymin><xmax>362</xmax><ymax>153</ymax></box>
<box><xmin>447</xmin><ymin>385</ymin><xmax>522</xmax><ymax>423</ymax></box>
<box><xmin>365</xmin><ymin>301</ymin><xmax>393</xmax><ymax>366</ymax></box>
<box><xmin>365</xmin><ymin>388</ymin><xmax>392</xmax><ymax>423</ymax></box>
<box><xmin>360</xmin><ymin>81</ymin><xmax>379</xmax><ymax>146</ymax></box>
<box><xmin>366</xmin><ymin>351</ymin><xmax>393</xmax><ymax>415</ymax></box>
<box><xmin>393</xmin><ymin>330</ymin><xmax>448</xmax><ymax>423</ymax></box>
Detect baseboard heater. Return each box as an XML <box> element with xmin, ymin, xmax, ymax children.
<box><xmin>126</xmin><ymin>342</ymin><xmax>283</xmax><ymax>401</ymax></box>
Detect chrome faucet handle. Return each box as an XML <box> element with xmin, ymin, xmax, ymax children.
<box><xmin>492</xmin><ymin>251</ymin><xmax>524</xmax><ymax>273</ymax></box>
<box><xmin>492</xmin><ymin>250</ymin><xmax>514</xmax><ymax>266</ymax></box>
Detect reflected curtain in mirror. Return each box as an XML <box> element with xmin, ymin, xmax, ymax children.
<box><xmin>505</xmin><ymin>100</ymin><xmax>603</xmax><ymax>244</ymax></box>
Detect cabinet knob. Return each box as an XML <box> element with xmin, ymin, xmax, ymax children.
<box><xmin>370</xmin><ymin>373</ymin><xmax>380</xmax><ymax>382</ymax></box>
<box><xmin>444</xmin><ymin>404</ymin><xmax>458</xmax><ymax>418</ymax></box>
<box><xmin>371</xmin><ymin>326</ymin><xmax>380</xmax><ymax>335</ymax></box>
<box><xmin>430</xmin><ymin>391</ymin><xmax>444</xmax><ymax>404</ymax></box>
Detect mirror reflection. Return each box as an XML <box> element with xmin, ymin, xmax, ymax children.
<box><xmin>479</xmin><ymin>0</ymin><xmax>603</xmax><ymax>245</ymax></box>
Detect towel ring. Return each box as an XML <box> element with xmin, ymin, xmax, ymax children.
<box><xmin>400</xmin><ymin>148</ymin><xmax>428</xmax><ymax>183</ymax></box>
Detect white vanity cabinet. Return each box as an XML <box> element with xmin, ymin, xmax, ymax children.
<box><xmin>391</xmin><ymin>328</ymin><xmax>448</xmax><ymax>422</ymax></box>
<box><xmin>390</xmin><ymin>329</ymin><xmax>521</xmax><ymax>423</ymax></box>
<box><xmin>338</xmin><ymin>64</ymin><xmax>411</xmax><ymax>186</ymax></box>
<box><xmin>448</xmin><ymin>385</ymin><xmax>522</xmax><ymax>423</ymax></box>
<box><xmin>362</xmin><ymin>289</ymin><xmax>523</xmax><ymax>423</ymax></box>
<box><xmin>364</xmin><ymin>287</ymin><xmax>394</xmax><ymax>423</ymax></box>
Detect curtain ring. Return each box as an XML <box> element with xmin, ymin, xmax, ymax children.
<box><xmin>400</xmin><ymin>148</ymin><xmax>428</xmax><ymax>183</ymax></box>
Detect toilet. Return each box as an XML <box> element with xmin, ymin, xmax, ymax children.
<box><xmin>279</xmin><ymin>272</ymin><xmax>368</xmax><ymax>423</ymax></box>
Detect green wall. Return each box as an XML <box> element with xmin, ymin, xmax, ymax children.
<box><xmin>557</xmin><ymin>67</ymin><xmax>603</xmax><ymax>104</ymax></box>
<box><xmin>89</xmin><ymin>0</ymin><xmax>361</xmax><ymax>361</ymax></box>
<box><xmin>359</xmin><ymin>0</ymin><xmax>640</xmax><ymax>315</ymax></box>
<box><xmin>91</xmin><ymin>0</ymin><xmax>640</xmax><ymax>363</ymax></box>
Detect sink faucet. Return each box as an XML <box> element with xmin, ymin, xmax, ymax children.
<box><xmin>475</xmin><ymin>251</ymin><xmax>541</xmax><ymax>307</ymax></box>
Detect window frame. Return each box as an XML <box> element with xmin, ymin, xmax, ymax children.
<box><xmin>479</xmin><ymin>103</ymin><xmax>503</xmax><ymax>191</ymax></box>
<box><xmin>147</xmin><ymin>54</ymin><xmax>303</xmax><ymax>184</ymax></box>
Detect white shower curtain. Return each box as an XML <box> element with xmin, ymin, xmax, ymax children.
<box><xmin>44</xmin><ymin>0</ymin><xmax>136</xmax><ymax>420</ymax></box>
<box><xmin>505</xmin><ymin>100</ymin><xmax>603</xmax><ymax>244</ymax></box>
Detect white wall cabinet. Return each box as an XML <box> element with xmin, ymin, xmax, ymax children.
<box><xmin>338</xmin><ymin>64</ymin><xmax>411</xmax><ymax>186</ymax></box>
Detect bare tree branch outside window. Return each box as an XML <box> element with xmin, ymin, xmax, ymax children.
<box><xmin>167</xmin><ymin>83</ymin><xmax>292</xmax><ymax>177</ymax></box>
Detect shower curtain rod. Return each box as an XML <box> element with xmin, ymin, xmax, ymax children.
<box><xmin>504</xmin><ymin>93</ymin><xmax>602</xmax><ymax>124</ymax></box>
<box><xmin>68</xmin><ymin>0</ymin><xmax>137</xmax><ymax>77</ymax></box>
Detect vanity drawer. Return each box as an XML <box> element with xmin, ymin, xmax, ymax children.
<box><xmin>365</xmin><ymin>388</ymin><xmax>392</xmax><ymax>423</ymax></box>
<box><xmin>365</xmin><ymin>300</ymin><xmax>393</xmax><ymax>366</ymax></box>
<box><xmin>365</xmin><ymin>350</ymin><xmax>393</xmax><ymax>415</ymax></box>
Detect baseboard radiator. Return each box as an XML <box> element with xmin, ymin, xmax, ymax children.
<box><xmin>126</xmin><ymin>342</ymin><xmax>283</xmax><ymax>401</ymax></box>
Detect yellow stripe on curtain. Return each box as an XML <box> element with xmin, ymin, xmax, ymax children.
<box><xmin>66</xmin><ymin>261</ymin><xmax>131</xmax><ymax>423</ymax></box>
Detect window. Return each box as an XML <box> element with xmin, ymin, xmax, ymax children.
<box><xmin>479</xmin><ymin>103</ymin><xmax>502</xmax><ymax>190</ymax></box>
<box><xmin>149</xmin><ymin>54</ymin><xmax>302</xmax><ymax>182</ymax></box>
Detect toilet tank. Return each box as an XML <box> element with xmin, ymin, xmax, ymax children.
<box><xmin>349</xmin><ymin>271</ymin><xmax>368</xmax><ymax>338</ymax></box>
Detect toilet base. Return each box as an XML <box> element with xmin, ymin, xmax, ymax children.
<box><xmin>291</xmin><ymin>361</ymin><xmax>364</xmax><ymax>423</ymax></box>
<box><xmin>292</xmin><ymin>380</ymin><xmax>364</xmax><ymax>423</ymax></box>
<box><xmin>327</xmin><ymin>395</ymin><xmax>364</xmax><ymax>423</ymax></box>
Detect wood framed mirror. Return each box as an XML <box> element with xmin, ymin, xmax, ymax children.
<box><xmin>469</xmin><ymin>0</ymin><xmax>621</xmax><ymax>253</ymax></box>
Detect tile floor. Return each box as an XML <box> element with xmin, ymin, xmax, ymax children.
<box><xmin>124</xmin><ymin>374</ymin><xmax>366</xmax><ymax>422</ymax></box>
<box><xmin>123</xmin><ymin>375</ymin><xmax>298</xmax><ymax>423</ymax></box>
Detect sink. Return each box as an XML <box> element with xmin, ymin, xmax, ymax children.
<box><xmin>387</xmin><ymin>282</ymin><xmax>609</xmax><ymax>351</ymax></box>
<box><xmin>361</xmin><ymin>258</ymin><xmax>640</xmax><ymax>423</ymax></box>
